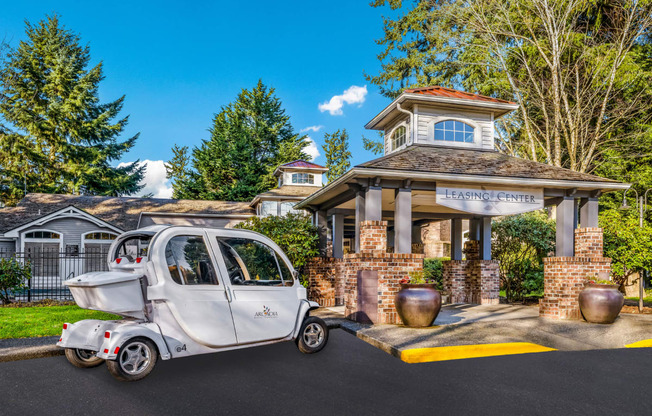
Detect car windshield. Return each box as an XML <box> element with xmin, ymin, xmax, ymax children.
<box><xmin>113</xmin><ymin>235</ymin><xmax>152</xmax><ymax>262</ymax></box>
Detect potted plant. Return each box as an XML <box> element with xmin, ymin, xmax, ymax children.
<box><xmin>394</xmin><ymin>271</ymin><xmax>442</xmax><ymax>327</ymax></box>
<box><xmin>578</xmin><ymin>277</ymin><xmax>624</xmax><ymax>324</ymax></box>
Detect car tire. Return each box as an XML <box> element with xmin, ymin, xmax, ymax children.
<box><xmin>106</xmin><ymin>337</ymin><xmax>158</xmax><ymax>382</ymax></box>
<box><xmin>296</xmin><ymin>316</ymin><xmax>328</xmax><ymax>354</ymax></box>
<box><xmin>65</xmin><ymin>348</ymin><xmax>104</xmax><ymax>368</ymax></box>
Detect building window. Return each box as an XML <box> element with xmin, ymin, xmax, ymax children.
<box><xmin>291</xmin><ymin>173</ymin><xmax>314</xmax><ymax>184</ymax></box>
<box><xmin>280</xmin><ymin>202</ymin><xmax>300</xmax><ymax>216</ymax></box>
<box><xmin>84</xmin><ymin>232</ymin><xmax>117</xmax><ymax>241</ymax></box>
<box><xmin>434</xmin><ymin>120</ymin><xmax>474</xmax><ymax>143</ymax></box>
<box><xmin>260</xmin><ymin>200</ymin><xmax>278</xmax><ymax>216</ymax></box>
<box><xmin>24</xmin><ymin>231</ymin><xmax>60</xmax><ymax>239</ymax></box>
<box><xmin>391</xmin><ymin>126</ymin><xmax>407</xmax><ymax>150</ymax></box>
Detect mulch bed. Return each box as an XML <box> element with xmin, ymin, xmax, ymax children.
<box><xmin>1</xmin><ymin>300</ymin><xmax>76</xmax><ymax>308</ymax></box>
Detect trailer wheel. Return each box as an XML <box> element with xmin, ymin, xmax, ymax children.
<box><xmin>106</xmin><ymin>337</ymin><xmax>158</xmax><ymax>382</ymax></box>
<box><xmin>65</xmin><ymin>348</ymin><xmax>104</xmax><ymax>368</ymax></box>
<box><xmin>296</xmin><ymin>316</ymin><xmax>328</xmax><ymax>354</ymax></box>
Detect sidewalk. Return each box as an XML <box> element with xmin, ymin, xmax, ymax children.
<box><xmin>317</xmin><ymin>304</ymin><xmax>652</xmax><ymax>363</ymax></box>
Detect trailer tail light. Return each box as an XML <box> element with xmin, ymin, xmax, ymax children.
<box><xmin>136</xmin><ymin>257</ymin><xmax>142</xmax><ymax>263</ymax></box>
<box><xmin>104</xmin><ymin>331</ymin><xmax>111</xmax><ymax>339</ymax></box>
<box><xmin>103</xmin><ymin>349</ymin><xmax>109</xmax><ymax>354</ymax></box>
<box><xmin>116</xmin><ymin>258</ymin><xmax>122</xmax><ymax>264</ymax></box>
<box><xmin>59</xmin><ymin>338</ymin><xmax>62</xmax><ymax>342</ymax></box>
<box><xmin>114</xmin><ymin>347</ymin><xmax>120</xmax><ymax>354</ymax></box>
<box><xmin>63</xmin><ymin>323</ymin><xmax>68</xmax><ymax>330</ymax></box>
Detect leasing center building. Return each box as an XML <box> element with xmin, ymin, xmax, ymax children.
<box><xmin>297</xmin><ymin>86</ymin><xmax>628</xmax><ymax>324</ymax></box>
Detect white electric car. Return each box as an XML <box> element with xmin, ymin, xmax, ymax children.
<box><xmin>57</xmin><ymin>225</ymin><xmax>328</xmax><ymax>381</ymax></box>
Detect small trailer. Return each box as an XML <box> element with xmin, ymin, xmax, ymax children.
<box><xmin>58</xmin><ymin>225</ymin><xmax>328</xmax><ymax>381</ymax></box>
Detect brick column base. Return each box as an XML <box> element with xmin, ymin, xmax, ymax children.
<box><xmin>442</xmin><ymin>260</ymin><xmax>500</xmax><ymax>305</ymax></box>
<box><xmin>305</xmin><ymin>257</ymin><xmax>344</xmax><ymax>307</ymax></box>
<box><xmin>539</xmin><ymin>228</ymin><xmax>611</xmax><ymax>320</ymax></box>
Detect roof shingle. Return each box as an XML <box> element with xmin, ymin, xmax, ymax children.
<box><xmin>404</xmin><ymin>86</ymin><xmax>516</xmax><ymax>105</ymax></box>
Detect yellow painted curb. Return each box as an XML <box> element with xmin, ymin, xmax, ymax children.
<box><xmin>626</xmin><ymin>339</ymin><xmax>652</xmax><ymax>348</ymax></box>
<box><xmin>400</xmin><ymin>342</ymin><xmax>557</xmax><ymax>363</ymax></box>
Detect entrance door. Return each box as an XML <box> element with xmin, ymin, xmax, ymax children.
<box><xmin>208</xmin><ymin>233</ymin><xmax>299</xmax><ymax>344</ymax></box>
<box><xmin>150</xmin><ymin>232</ymin><xmax>237</xmax><ymax>347</ymax></box>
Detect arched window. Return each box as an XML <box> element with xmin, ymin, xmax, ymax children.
<box><xmin>391</xmin><ymin>126</ymin><xmax>407</xmax><ymax>150</ymax></box>
<box><xmin>83</xmin><ymin>232</ymin><xmax>118</xmax><ymax>241</ymax></box>
<box><xmin>24</xmin><ymin>231</ymin><xmax>61</xmax><ymax>239</ymax></box>
<box><xmin>434</xmin><ymin>120</ymin><xmax>474</xmax><ymax>143</ymax></box>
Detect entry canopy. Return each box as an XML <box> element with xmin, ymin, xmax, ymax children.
<box><xmin>295</xmin><ymin>144</ymin><xmax>629</xmax><ymax>217</ymax></box>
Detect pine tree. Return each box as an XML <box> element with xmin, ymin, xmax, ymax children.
<box><xmin>170</xmin><ymin>80</ymin><xmax>309</xmax><ymax>201</ymax></box>
<box><xmin>0</xmin><ymin>15</ymin><xmax>144</xmax><ymax>205</ymax></box>
<box><xmin>322</xmin><ymin>129</ymin><xmax>352</xmax><ymax>183</ymax></box>
<box><xmin>164</xmin><ymin>144</ymin><xmax>202</xmax><ymax>199</ymax></box>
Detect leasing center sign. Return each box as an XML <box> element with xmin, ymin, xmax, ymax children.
<box><xmin>436</xmin><ymin>184</ymin><xmax>543</xmax><ymax>216</ymax></box>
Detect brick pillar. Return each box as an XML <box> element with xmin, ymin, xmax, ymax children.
<box><xmin>540</xmin><ymin>227</ymin><xmax>611</xmax><ymax>319</ymax></box>
<box><xmin>359</xmin><ymin>220</ymin><xmax>387</xmax><ymax>253</ymax></box>
<box><xmin>443</xmin><ymin>258</ymin><xmax>500</xmax><ymax>305</ymax></box>
<box><xmin>464</xmin><ymin>240</ymin><xmax>479</xmax><ymax>260</ymax></box>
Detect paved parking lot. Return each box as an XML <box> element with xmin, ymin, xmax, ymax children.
<box><xmin>1</xmin><ymin>329</ymin><xmax>651</xmax><ymax>416</ymax></box>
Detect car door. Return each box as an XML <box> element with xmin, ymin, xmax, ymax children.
<box><xmin>206</xmin><ymin>230</ymin><xmax>300</xmax><ymax>344</ymax></box>
<box><xmin>147</xmin><ymin>228</ymin><xmax>237</xmax><ymax>347</ymax></box>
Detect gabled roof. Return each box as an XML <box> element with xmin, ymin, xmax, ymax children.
<box><xmin>274</xmin><ymin>160</ymin><xmax>328</xmax><ymax>176</ymax></box>
<box><xmin>280</xmin><ymin>160</ymin><xmax>325</xmax><ymax>169</ymax></box>
<box><xmin>404</xmin><ymin>86</ymin><xmax>516</xmax><ymax>105</ymax></box>
<box><xmin>0</xmin><ymin>193</ymin><xmax>255</xmax><ymax>234</ymax></box>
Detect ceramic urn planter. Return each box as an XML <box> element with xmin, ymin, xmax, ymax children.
<box><xmin>394</xmin><ymin>283</ymin><xmax>442</xmax><ymax>327</ymax></box>
<box><xmin>578</xmin><ymin>283</ymin><xmax>624</xmax><ymax>324</ymax></box>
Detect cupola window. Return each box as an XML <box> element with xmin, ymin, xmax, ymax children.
<box><xmin>434</xmin><ymin>120</ymin><xmax>474</xmax><ymax>143</ymax></box>
<box><xmin>391</xmin><ymin>126</ymin><xmax>407</xmax><ymax>150</ymax></box>
<box><xmin>292</xmin><ymin>173</ymin><xmax>314</xmax><ymax>184</ymax></box>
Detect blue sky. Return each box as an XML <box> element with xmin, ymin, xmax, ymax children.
<box><xmin>1</xmin><ymin>1</ymin><xmax>402</xmax><ymax>197</ymax></box>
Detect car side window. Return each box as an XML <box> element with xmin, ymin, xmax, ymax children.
<box><xmin>165</xmin><ymin>235</ymin><xmax>218</xmax><ymax>285</ymax></box>
<box><xmin>217</xmin><ymin>237</ymin><xmax>291</xmax><ymax>287</ymax></box>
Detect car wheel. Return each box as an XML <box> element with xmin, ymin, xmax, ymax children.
<box><xmin>106</xmin><ymin>337</ymin><xmax>158</xmax><ymax>382</ymax></box>
<box><xmin>296</xmin><ymin>316</ymin><xmax>328</xmax><ymax>354</ymax></box>
<box><xmin>65</xmin><ymin>348</ymin><xmax>104</xmax><ymax>368</ymax></box>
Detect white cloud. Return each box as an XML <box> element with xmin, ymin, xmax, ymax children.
<box><xmin>118</xmin><ymin>159</ymin><xmax>173</xmax><ymax>199</ymax></box>
<box><xmin>318</xmin><ymin>85</ymin><xmax>368</xmax><ymax>115</ymax></box>
<box><xmin>300</xmin><ymin>125</ymin><xmax>324</xmax><ymax>133</ymax></box>
<box><xmin>304</xmin><ymin>136</ymin><xmax>320</xmax><ymax>161</ymax></box>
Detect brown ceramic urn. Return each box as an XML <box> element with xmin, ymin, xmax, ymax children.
<box><xmin>395</xmin><ymin>283</ymin><xmax>442</xmax><ymax>327</ymax></box>
<box><xmin>578</xmin><ymin>284</ymin><xmax>624</xmax><ymax>324</ymax></box>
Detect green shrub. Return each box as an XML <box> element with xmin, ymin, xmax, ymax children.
<box><xmin>0</xmin><ymin>258</ymin><xmax>32</xmax><ymax>305</ymax></box>
<box><xmin>492</xmin><ymin>211</ymin><xmax>555</xmax><ymax>302</ymax></box>
<box><xmin>423</xmin><ymin>257</ymin><xmax>448</xmax><ymax>290</ymax></box>
<box><xmin>235</xmin><ymin>213</ymin><xmax>320</xmax><ymax>281</ymax></box>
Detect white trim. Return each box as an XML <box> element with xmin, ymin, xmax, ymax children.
<box><xmin>365</xmin><ymin>93</ymin><xmax>519</xmax><ymax>130</ymax></box>
<box><xmin>428</xmin><ymin>117</ymin><xmax>480</xmax><ymax>149</ymax></box>
<box><xmin>20</xmin><ymin>228</ymin><xmax>63</xmax><ymax>254</ymax></box>
<box><xmin>5</xmin><ymin>206</ymin><xmax>123</xmax><ymax>238</ymax></box>
<box><xmin>387</xmin><ymin>122</ymin><xmax>409</xmax><ymax>154</ymax></box>
<box><xmin>295</xmin><ymin>167</ymin><xmax>630</xmax><ymax>209</ymax></box>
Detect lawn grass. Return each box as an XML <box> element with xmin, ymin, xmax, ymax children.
<box><xmin>499</xmin><ymin>290</ymin><xmax>543</xmax><ymax>299</ymax></box>
<box><xmin>0</xmin><ymin>305</ymin><xmax>119</xmax><ymax>339</ymax></box>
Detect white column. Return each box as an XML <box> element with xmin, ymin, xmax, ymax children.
<box><xmin>332</xmin><ymin>214</ymin><xmax>344</xmax><ymax>258</ymax></box>
<box><xmin>579</xmin><ymin>197</ymin><xmax>599</xmax><ymax>228</ymax></box>
<box><xmin>451</xmin><ymin>218</ymin><xmax>463</xmax><ymax>260</ymax></box>
<box><xmin>355</xmin><ymin>191</ymin><xmax>365</xmax><ymax>253</ymax></box>
<box><xmin>394</xmin><ymin>188</ymin><xmax>412</xmax><ymax>254</ymax></box>
<box><xmin>556</xmin><ymin>197</ymin><xmax>575</xmax><ymax>257</ymax></box>
<box><xmin>365</xmin><ymin>186</ymin><xmax>383</xmax><ymax>221</ymax></box>
<box><xmin>479</xmin><ymin>217</ymin><xmax>492</xmax><ymax>260</ymax></box>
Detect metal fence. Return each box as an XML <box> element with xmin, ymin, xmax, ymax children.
<box><xmin>0</xmin><ymin>248</ymin><xmax>109</xmax><ymax>302</ymax></box>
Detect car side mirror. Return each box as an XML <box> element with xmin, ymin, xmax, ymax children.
<box><xmin>292</xmin><ymin>270</ymin><xmax>299</xmax><ymax>280</ymax></box>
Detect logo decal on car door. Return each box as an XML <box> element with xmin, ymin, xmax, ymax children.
<box><xmin>254</xmin><ymin>305</ymin><xmax>278</xmax><ymax>318</ymax></box>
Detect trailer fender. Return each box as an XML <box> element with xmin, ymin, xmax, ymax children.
<box><xmin>94</xmin><ymin>322</ymin><xmax>171</xmax><ymax>361</ymax></box>
<box><xmin>291</xmin><ymin>300</ymin><xmax>321</xmax><ymax>339</ymax></box>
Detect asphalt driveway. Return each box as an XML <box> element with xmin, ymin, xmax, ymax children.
<box><xmin>1</xmin><ymin>329</ymin><xmax>651</xmax><ymax>416</ymax></box>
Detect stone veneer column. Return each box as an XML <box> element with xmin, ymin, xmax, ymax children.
<box><xmin>539</xmin><ymin>227</ymin><xmax>611</xmax><ymax>320</ymax></box>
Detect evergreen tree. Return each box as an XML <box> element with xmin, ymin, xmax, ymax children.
<box><xmin>0</xmin><ymin>16</ymin><xmax>144</xmax><ymax>205</ymax></box>
<box><xmin>170</xmin><ymin>80</ymin><xmax>309</xmax><ymax>201</ymax></box>
<box><xmin>164</xmin><ymin>144</ymin><xmax>202</xmax><ymax>199</ymax></box>
<box><xmin>322</xmin><ymin>129</ymin><xmax>352</xmax><ymax>183</ymax></box>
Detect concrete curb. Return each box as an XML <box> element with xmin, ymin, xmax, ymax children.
<box><xmin>0</xmin><ymin>345</ymin><xmax>63</xmax><ymax>363</ymax></box>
